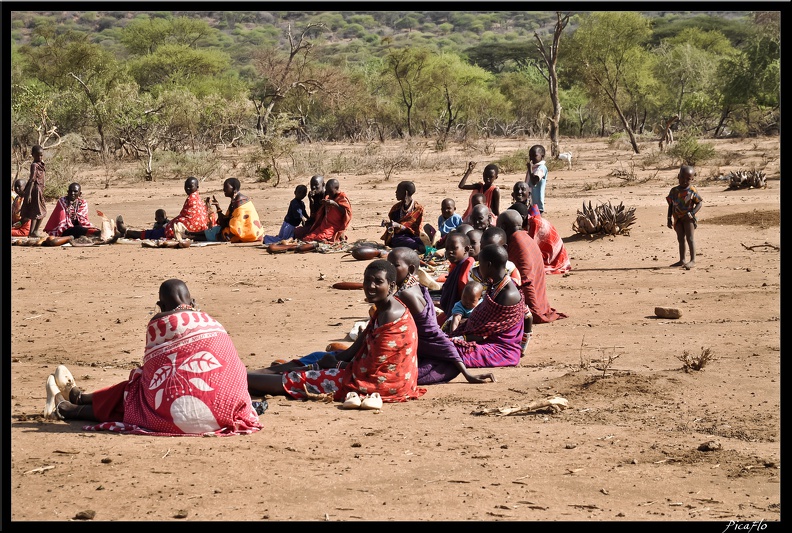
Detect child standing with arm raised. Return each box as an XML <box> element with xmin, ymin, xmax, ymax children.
<box><xmin>458</xmin><ymin>161</ymin><xmax>501</xmax><ymax>226</ymax></box>
<box><xmin>666</xmin><ymin>165</ymin><xmax>703</xmax><ymax>270</ymax></box>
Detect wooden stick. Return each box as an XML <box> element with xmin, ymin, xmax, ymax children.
<box><xmin>740</xmin><ymin>242</ymin><xmax>780</xmax><ymax>251</ymax></box>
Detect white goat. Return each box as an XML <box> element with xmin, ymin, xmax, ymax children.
<box><xmin>557</xmin><ymin>152</ymin><xmax>573</xmax><ymax>170</ymax></box>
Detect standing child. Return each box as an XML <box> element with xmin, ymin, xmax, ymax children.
<box><xmin>264</xmin><ymin>184</ymin><xmax>308</xmax><ymax>244</ymax></box>
<box><xmin>152</xmin><ymin>209</ymin><xmax>170</xmax><ymax>231</ymax></box>
<box><xmin>443</xmin><ymin>280</ymin><xmax>484</xmax><ymax>334</ymax></box>
<box><xmin>429</xmin><ymin>197</ymin><xmax>463</xmax><ymax>249</ymax></box>
<box><xmin>525</xmin><ymin>145</ymin><xmax>548</xmax><ymax>214</ymax></box>
<box><xmin>381</xmin><ymin>180</ymin><xmax>425</xmax><ymax>254</ymax></box>
<box><xmin>459</xmin><ymin>161</ymin><xmax>501</xmax><ymax>226</ymax></box>
<box><xmin>20</xmin><ymin>144</ymin><xmax>47</xmax><ymax>238</ymax></box>
<box><xmin>666</xmin><ymin>165</ymin><xmax>702</xmax><ymax>270</ymax></box>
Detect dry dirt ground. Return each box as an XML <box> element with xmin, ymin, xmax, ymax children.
<box><xmin>7</xmin><ymin>136</ymin><xmax>780</xmax><ymax>523</ymax></box>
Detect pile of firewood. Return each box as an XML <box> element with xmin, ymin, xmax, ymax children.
<box><xmin>573</xmin><ymin>200</ymin><xmax>637</xmax><ymax>236</ymax></box>
<box><xmin>726</xmin><ymin>169</ymin><xmax>767</xmax><ymax>190</ymax></box>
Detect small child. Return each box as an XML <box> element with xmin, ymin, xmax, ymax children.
<box><xmin>666</xmin><ymin>165</ymin><xmax>702</xmax><ymax>270</ymax></box>
<box><xmin>466</xmin><ymin>229</ymin><xmax>482</xmax><ymax>260</ymax></box>
<box><xmin>430</xmin><ymin>197</ymin><xmax>463</xmax><ymax>249</ymax></box>
<box><xmin>459</xmin><ymin>161</ymin><xmax>501</xmax><ymax>226</ymax></box>
<box><xmin>463</xmin><ymin>193</ymin><xmax>486</xmax><ymax>223</ymax></box>
<box><xmin>443</xmin><ymin>280</ymin><xmax>484</xmax><ymax>334</ymax></box>
<box><xmin>525</xmin><ymin>145</ymin><xmax>548</xmax><ymax>214</ymax></box>
<box><xmin>152</xmin><ymin>209</ymin><xmax>170</xmax><ymax>230</ymax></box>
<box><xmin>264</xmin><ymin>184</ymin><xmax>308</xmax><ymax>245</ymax></box>
<box><xmin>20</xmin><ymin>144</ymin><xmax>47</xmax><ymax>238</ymax></box>
<box><xmin>438</xmin><ymin>231</ymin><xmax>475</xmax><ymax>321</ymax></box>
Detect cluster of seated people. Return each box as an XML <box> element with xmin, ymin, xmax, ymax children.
<box><xmin>25</xmin><ymin>158</ymin><xmax>572</xmax><ymax>435</ymax></box>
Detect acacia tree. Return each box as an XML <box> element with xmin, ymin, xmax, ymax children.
<box><xmin>426</xmin><ymin>53</ymin><xmax>493</xmax><ymax>139</ymax></box>
<box><xmin>383</xmin><ymin>47</ymin><xmax>432</xmax><ymax>137</ymax></box>
<box><xmin>19</xmin><ymin>22</ymin><xmax>128</xmax><ymax>157</ymax></box>
<box><xmin>568</xmin><ymin>12</ymin><xmax>653</xmax><ymax>154</ymax></box>
<box><xmin>249</xmin><ymin>23</ymin><xmax>326</xmax><ymax>135</ymax></box>
<box><xmin>532</xmin><ymin>11</ymin><xmax>570</xmax><ymax>157</ymax></box>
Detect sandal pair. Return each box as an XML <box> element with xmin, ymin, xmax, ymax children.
<box><xmin>342</xmin><ymin>392</ymin><xmax>383</xmax><ymax>410</ymax></box>
<box><xmin>43</xmin><ymin>365</ymin><xmax>76</xmax><ymax>420</ymax></box>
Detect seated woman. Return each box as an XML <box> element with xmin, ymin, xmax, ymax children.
<box><xmin>525</xmin><ymin>204</ymin><xmax>571</xmax><ymax>275</ymax></box>
<box><xmin>42</xmin><ymin>279</ymin><xmax>262</xmax><ymax>436</ymax></box>
<box><xmin>247</xmin><ymin>260</ymin><xmax>426</xmax><ymax>405</ymax></box>
<box><xmin>43</xmin><ymin>182</ymin><xmax>101</xmax><ymax>238</ymax></box>
<box><xmin>188</xmin><ymin>178</ymin><xmax>264</xmax><ymax>243</ymax></box>
<box><xmin>381</xmin><ymin>180</ymin><xmax>425</xmax><ymax>254</ymax></box>
<box><xmin>117</xmin><ymin>177</ymin><xmax>209</xmax><ymax>241</ymax></box>
<box><xmin>449</xmin><ymin>243</ymin><xmax>525</xmax><ymax>368</ymax></box>
<box><xmin>387</xmin><ymin>247</ymin><xmax>495</xmax><ymax>386</ymax></box>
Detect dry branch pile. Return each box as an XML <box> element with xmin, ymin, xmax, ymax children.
<box><xmin>726</xmin><ymin>169</ymin><xmax>767</xmax><ymax>190</ymax></box>
<box><xmin>573</xmin><ymin>201</ymin><xmax>637</xmax><ymax>236</ymax></box>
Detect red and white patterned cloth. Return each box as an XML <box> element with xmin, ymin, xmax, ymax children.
<box><xmin>44</xmin><ymin>197</ymin><xmax>96</xmax><ymax>236</ymax></box>
<box><xmin>165</xmin><ymin>191</ymin><xmax>209</xmax><ymax>238</ymax></box>
<box><xmin>526</xmin><ymin>205</ymin><xmax>571</xmax><ymax>275</ymax></box>
<box><xmin>85</xmin><ymin>310</ymin><xmax>262</xmax><ymax>436</ymax></box>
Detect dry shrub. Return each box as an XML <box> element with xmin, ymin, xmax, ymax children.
<box><xmin>677</xmin><ymin>347</ymin><xmax>716</xmax><ymax>372</ymax></box>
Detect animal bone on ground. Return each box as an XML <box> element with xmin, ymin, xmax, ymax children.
<box><xmin>473</xmin><ymin>396</ymin><xmax>569</xmax><ymax>416</ymax></box>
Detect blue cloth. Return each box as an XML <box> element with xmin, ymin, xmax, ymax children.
<box><xmin>284</xmin><ymin>198</ymin><xmax>306</xmax><ymax>227</ymax></box>
<box><xmin>438</xmin><ymin>213</ymin><xmax>463</xmax><ymax>236</ymax></box>
<box><xmin>297</xmin><ymin>350</ymin><xmax>342</xmax><ymax>365</ymax></box>
<box><xmin>203</xmin><ymin>225</ymin><xmax>223</xmax><ymax>241</ymax></box>
<box><xmin>263</xmin><ymin>220</ymin><xmax>297</xmax><ymax>244</ymax></box>
<box><xmin>451</xmin><ymin>300</ymin><xmax>477</xmax><ymax>318</ymax></box>
<box><xmin>529</xmin><ymin>162</ymin><xmax>548</xmax><ymax>213</ymax></box>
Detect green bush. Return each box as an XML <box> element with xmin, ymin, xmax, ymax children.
<box><xmin>667</xmin><ymin>133</ymin><xmax>716</xmax><ymax>166</ymax></box>
<box><xmin>493</xmin><ymin>149</ymin><xmax>529</xmax><ymax>173</ymax></box>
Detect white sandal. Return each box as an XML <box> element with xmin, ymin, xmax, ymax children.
<box><xmin>342</xmin><ymin>391</ymin><xmax>362</xmax><ymax>409</ymax></box>
<box><xmin>43</xmin><ymin>375</ymin><xmax>64</xmax><ymax>420</ymax></box>
<box><xmin>360</xmin><ymin>392</ymin><xmax>383</xmax><ymax>410</ymax></box>
<box><xmin>53</xmin><ymin>365</ymin><xmax>76</xmax><ymax>396</ymax></box>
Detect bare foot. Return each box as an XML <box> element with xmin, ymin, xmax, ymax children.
<box><xmin>670</xmin><ymin>261</ymin><xmax>685</xmax><ymax>267</ymax></box>
<box><xmin>683</xmin><ymin>261</ymin><xmax>694</xmax><ymax>270</ymax></box>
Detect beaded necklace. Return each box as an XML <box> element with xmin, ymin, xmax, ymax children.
<box><xmin>399</xmin><ymin>273</ymin><xmax>419</xmax><ymax>292</ymax></box>
<box><xmin>173</xmin><ymin>303</ymin><xmax>195</xmax><ymax>311</ymax></box>
<box><xmin>489</xmin><ymin>273</ymin><xmax>512</xmax><ymax>299</ymax></box>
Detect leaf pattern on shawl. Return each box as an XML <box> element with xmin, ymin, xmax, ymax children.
<box><xmin>189</xmin><ymin>377</ymin><xmax>214</xmax><ymax>392</ymax></box>
<box><xmin>180</xmin><ymin>351</ymin><xmax>222</xmax><ymax>373</ymax></box>
<box><xmin>150</xmin><ymin>364</ymin><xmax>174</xmax><ymax>390</ymax></box>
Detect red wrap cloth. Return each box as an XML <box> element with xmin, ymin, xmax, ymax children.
<box><xmin>44</xmin><ymin>197</ymin><xmax>96</xmax><ymax>236</ymax></box>
<box><xmin>85</xmin><ymin>310</ymin><xmax>262</xmax><ymax>436</ymax></box>
<box><xmin>508</xmin><ymin>230</ymin><xmax>567</xmax><ymax>324</ymax></box>
<box><xmin>165</xmin><ymin>191</ymin><xmax>209</xmax><ymax>238</ymax></box>
<box><xmin>298</xmin><ymin>191</ymin><xmax>352</xmax><ymax>243</ymax></box>
<box><xmin>526</xmin><ymin>204</ymin><xmax>571</xmax><ymax>275</ymax></box>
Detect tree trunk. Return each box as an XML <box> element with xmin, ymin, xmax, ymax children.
<box><xmin>600</xmin><ymin>115</ymin><xmax>606</xmax><ymax>137</ymax></box>
<box><xmin>714</xmin><ymin>106</ymin><xmax>731</xmax><ymax>138</ymax></box>
<box><xmin>533</xmin><ymin>12</ymin><xmax>569</xmax><ymax>158</ymax></box>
